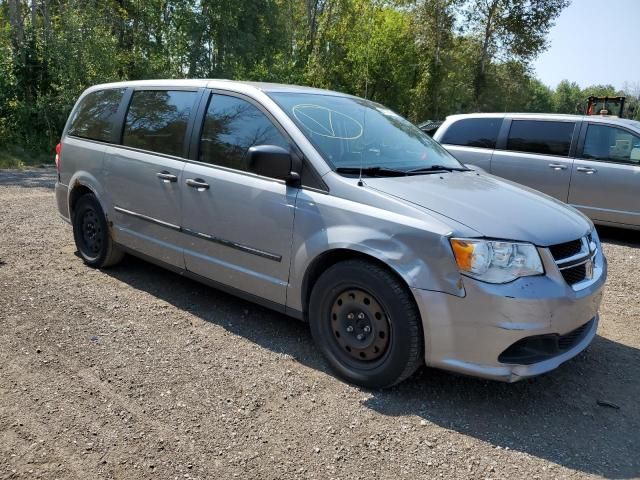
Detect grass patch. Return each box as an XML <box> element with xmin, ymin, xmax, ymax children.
<box><xmin>0</xmin><ymin>147</ymin><xmax>53</xmax><ymax>170</ymax></box>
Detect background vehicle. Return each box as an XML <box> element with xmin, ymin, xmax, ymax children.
<box><xmin>434</xmin><ymin>113</ymin><xmax>640</xmax><ymax>230</ymax></box>
<box><xmin>417</xmin><ymin>120</ymin><xmax>443</xmax><ymax>137</ymax></box>
<box><xmin>585</xmin><ymin>95</ymin><xmax>630</xmax><ymax>118</ymax></box>
<box><xmin>56</xmin><ymin>81</ymin><xmax>605</xmax><ymax>388</ymax></box>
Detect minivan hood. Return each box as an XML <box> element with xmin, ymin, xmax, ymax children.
<box><xmin>366</xmin><ymin>172</ymin><xmax>591</xmax><ymax>246</ymax></box>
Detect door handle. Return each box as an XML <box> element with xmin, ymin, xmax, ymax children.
<box><xmin>186</xmin><ymin>178</ymin><xmax>210</xmax><ymax>190</ymax></box>
<box><xmin>157</xmin><ymin>171</ymin><xmax>178</xmax><ymax>183</ymax></box>
<box><xmin>548</xmin><ymin>163</ymin><xmax>568</xmax><ymax>170</ymax></box>
<box><xmin>576</xmin><ymin>167</ymin><xmax>597</xmax><ymax>174</ymax></box>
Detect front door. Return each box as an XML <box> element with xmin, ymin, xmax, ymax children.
<box><xmin>181</xmin><ymin>92</ymin><xmax>298</xmax><ymax>305</ymax></box>
<box><xmin>569</xmin><ymin>123</ymin><xmax>640</xmax><ymax>227</ymax></box>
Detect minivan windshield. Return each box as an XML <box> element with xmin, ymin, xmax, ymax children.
<box><xmin>270</xmin><ymin>92</ymin><xmax>464</xmax><ymax>175</ymax></box>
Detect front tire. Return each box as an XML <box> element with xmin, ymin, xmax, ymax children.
<box><xmin>308</xmin><ymin>259</ymin><xmax>424</xmax><ymax>388</ymax></box>
<box><xmin>72</xmin><ymin>194</ymin><xmax>124</xmax><ymax>268</ymax></box>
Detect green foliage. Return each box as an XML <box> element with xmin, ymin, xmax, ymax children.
<box><xmin>0</xmin><ymin>0</ymin><xmax>638</xmax><ymax>165</ymax></box>
<box><xmin>552</xmin><ymin>80</ymin><xmax>582</xmax><ymax>114</ymax></box>
<box><xmin>462</xmin><ymin>0</ymin><xmax>569</xmax><ymax>108</ymax></box>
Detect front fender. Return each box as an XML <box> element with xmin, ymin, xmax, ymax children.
<box><xmin>287</xmin><ymin>190</ymin><xmax>466</xmax><ymax>313</ymax></box>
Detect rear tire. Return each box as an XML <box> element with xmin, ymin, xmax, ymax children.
<box><xmin>308</xmin><ymin>259</ymin><xmax>424</xmax><ymax>388</ymax></box>
<box><xmin>72</xmin><ymin>194</ymin><xmax>124</xmax><ymax>268</ymax></box>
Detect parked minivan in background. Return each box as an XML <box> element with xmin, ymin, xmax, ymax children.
<box><xmin>55</xmin><ymin>80</ymin><xmax>606</xmax><ymax>388</ymax></box>
<box><xmin>434</xmin><ymin>113</ymin><xmax>640</xmax><ymax>230</ymax></box>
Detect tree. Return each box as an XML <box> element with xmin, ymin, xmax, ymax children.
<box><xmin>411</xmin><ymin>0</ymin><xmax>460</xmax><ymax>120</ymax></box>
<box><xmin>463</xmin><ymin>0</ymin><xmax>569</xmax><ymax>108</ymax></box>
<box><xmin>553</xmin><ymin>79</ymin><xmax>582</xmax><ymax>113</ymax></box>
<box><xmin>525</xmin><ymin>78</ymin><xmax>554</xmax><ymax>112</ymax></box>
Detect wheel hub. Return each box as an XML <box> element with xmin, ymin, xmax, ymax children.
<box><xmin>330</xmin><ymin>289</ymin><xmax>389</xmax><ymax>361</ymax></box>
<box><xmin>81</xmin><ymin>209</ymin><xmax>102</xmax><ymax>255</ymax></box>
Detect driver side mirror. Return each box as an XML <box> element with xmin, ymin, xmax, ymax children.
<box><xmin>247</xmin><ymin>145</ymin><xmax>301</xmax><ymax>186</ymax></box>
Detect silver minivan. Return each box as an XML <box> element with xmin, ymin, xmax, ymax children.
<box><xmin>434</xmin><ymin>113</ymin><xmax>640</xmax><ymax>230</ymax></box>
<box><xmin>55</xmin><ymin>80</ymin><xmax>607</xmax><ymax>387</ymax></box>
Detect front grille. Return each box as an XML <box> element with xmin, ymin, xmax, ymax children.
<box><xmin>549</xmin><ymin>239</ymin><xmax>582</xmax><ymax>261</ymax></box>
<box><xmin>498</xmin><ymin>318</ymin><xmax>595</xmax><ymax>365</ymax></box>
<box><xmin>561</xmin><ymin>263</ymin><xmax>587</xmax><ymax>285</ymax></box>
<box><xmin>548</xmin><ymin>236</ymin><xmax>596</xmax><ymax>288</ymax></box>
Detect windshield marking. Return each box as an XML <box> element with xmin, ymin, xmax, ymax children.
<box><xmin>292</xmin><ymin>104</ymin><xmax>363</xmax><ymax>140</ymax></box>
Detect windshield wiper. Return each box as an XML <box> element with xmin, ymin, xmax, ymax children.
<box><xmin>335</xmin><ymin>166</ymin><xmax>408</xmax><ymax>177</ymax></box>
<box><xmin>406</xmin><ymin>165</ymin><xmax>470</xmax><ymax>174</ymax></box>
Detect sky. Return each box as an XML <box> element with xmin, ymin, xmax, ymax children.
<box><xmin>533</xmin><ymin>0</ymin><xmax>640</xmax><ymax>91</ymax></box>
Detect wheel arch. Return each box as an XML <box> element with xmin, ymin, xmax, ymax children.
<box><xmin>67</xmin><ymin>171</ymin><xmax>106</xmax><ymax>221</ymax></box>
<box><xmin>68</xmin><ymin>183</ymin><xmax>96</xmax><ymax>219</ymax></box>
<box><xmin>300</xmin><ymin>248</ymin><xmax>416</xmax><ymax>320</ymax></box>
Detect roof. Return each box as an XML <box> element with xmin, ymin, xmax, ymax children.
<box><xmin>445</xmin><ymin>112</ymin><xmax>640</xmax><ymax>131</ymax></box>
<box><xmin>85</xmin><ymin>79</ymin><xmax>355</xmax><ymax>97</ymax></box>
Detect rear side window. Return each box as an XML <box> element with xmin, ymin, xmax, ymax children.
<box><xmin>199</xmin><ymin>94</ymin><xmax>289</xmax><ymax>172</ymax></box>
<box><xmin>68</xmin><ymin>89</ymin><xmax>125</xmax><ymax>142</ymax></box>
<box><xmin>507</xmin><ymin>120</ymin><xmax>575</xmax><ymax>156</ymax></box>
<box><xmin>123</xmin><ymin>90</ymin><xmax>197</xmax><ymax>157</ymax></box>
<box><xmin>440</xmin><ymin>118</ymin><xmax>501</xmax><ymax>149</ymax></box>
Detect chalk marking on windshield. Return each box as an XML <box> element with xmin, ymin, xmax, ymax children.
<box><xmin>292</xmin><ymin>104</ymin><xmax>363</xmax><ymax>140</ymax></box>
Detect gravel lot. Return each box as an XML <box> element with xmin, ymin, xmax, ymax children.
<box><xmin>0</xmin><ymin>168</ymin><xmax>639</xmax><ymax>480</ymax></box>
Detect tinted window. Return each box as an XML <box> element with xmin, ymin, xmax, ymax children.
<box><xmin>68</xmin><ymin>89</ymin><xmax>125</xmax><ymax>142</ymax></box>
<box><xmin>583</xmin><ymin>124</ymin><xmax>640</xmax><ymax>164</ymax></box>
<box><xmin>441</xmin><ymin>118</ymin><xmax>501</xmax><ymax>149</ymax></box>
<box><xmin>123</xmin><ymin>90</ymin><xmax>197</xmax><ymax>157</ymax></box>
<box><xmin>507</xmin><ymin>120</ymin><xmax>575</xmax><ymax>156</ymax></box>
<box><xmin>199</xmin><ymin>94</ymin><xmax>288</xmax><ymax>171</ymax></box>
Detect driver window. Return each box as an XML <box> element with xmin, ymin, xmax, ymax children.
<box><xmin>583</xmin><ymin>124</ymin><xmax>640</xmax><ymax>164</ymax></box>
<box><xmin>200</xmin><ymin>94</ymin><xmax>289</xmax><ymax>172</ymax></box>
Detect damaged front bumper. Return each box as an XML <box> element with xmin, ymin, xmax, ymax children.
<box><xmin>411</xmin><ymin>244</ymin><xmax>606</xmax><ymax>382</ymax></box>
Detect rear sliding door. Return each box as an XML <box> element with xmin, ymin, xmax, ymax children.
<box><xmin>491</xmin><ymin>119</ymin><xmax>577</xmax><ymax>201</ymax></box>
<box><xmin>105</xmin><ymin>88</ymin><xmax>200</xmax><ymax>267</ymax></box>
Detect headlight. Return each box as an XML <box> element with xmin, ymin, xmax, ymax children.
<box><xmin>450</xmin><ymin>238</ymin><xmax>544</xmax><ymax>284</ymax></box>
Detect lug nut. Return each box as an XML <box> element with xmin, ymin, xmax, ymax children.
<box><xmin>357</xmin><ymin>312</ymin><xmax>365</xmax><ymax>320</ymax></box>
<box><xmin>363</xmin><ymin>326</ymin><xmax>371</xmax><ymax>333</ymax></box>
<box><xmin>347</xmin><ymin>313</ymin><xmax>354</xmax><ymax>320</ymax></box>
<box><xmin>346</xmin><ymin>326</ymin><xmax>354</xmax><ymax>333</ymax></box>
<box><xmin>356</xmin><ymin>334</ymin><xmax>364</xmax><ymax>340</ymax></box>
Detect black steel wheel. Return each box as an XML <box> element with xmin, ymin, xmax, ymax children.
<box><xmin>78</xmin><ymin>207</ymin><xmax>103</xmax><ymax>258</ymax></box>
<box><xmin>72</xmin><ymin>194</ymin><xmax>124</xmax><ymax>268</ymax></box>
<box><xmin>309</xmin><ymin>259</ymin><xmax>424</xmax><ymax>388</ymax></box>
<box><xmin>330</xmin><ymin>288</ymin><xmax>390</xmax><ymax>362</ymax></box>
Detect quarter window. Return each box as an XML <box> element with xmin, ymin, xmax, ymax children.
<box><xmin>199</xmin><ymin>94</ymin><xmax>289</xmax><ymax>172</ymax></box>
<box><xmin>68</xmin><ymin>89</ymin><xmax>125</xmax><ymax>142</ymax></box>
<box><xmin>506</xmin><ymin>120</ymin><xmax>575</xmax><ymax>156</ymax></box>
<box><xmin>440</xmin><ymin>118</ymin><xmax>502</xmax><ymax>149</ymax></box>
<box><xmin>582</xmin><ymin>124</ymin><xmax>640</xmax><ymax>164</ymax></box>
<box><xmin>123</xmin><ymin>90</ymin><xmax>197</xmax><ymax>157</ymax></box>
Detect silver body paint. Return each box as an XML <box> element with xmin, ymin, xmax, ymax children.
<box><xmin>435</xmin><ymin>112</ymin><xmax>640</xmax><ymax>230</ymax></box>
<box><xmin>56</xmin><ymin>80</ymin><xmax>607</xmax><ymax>381</ymax></box>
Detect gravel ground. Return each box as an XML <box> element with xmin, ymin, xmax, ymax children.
<box><xmin>0</xmin><ymin>168</ymin><xmax>639</xmax><ymax>480</ymax></box>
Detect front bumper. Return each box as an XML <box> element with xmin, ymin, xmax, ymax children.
<box><xmin>412</xmin><ymin>244</ymin><xmax>607</xmax><ymax>382</ymax></box>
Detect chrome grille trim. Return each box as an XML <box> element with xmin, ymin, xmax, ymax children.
<box><xmin>549</xmin><ymin>235</ymin><xmax>597</xmax><ymax>288</ymax></box>
<box><xmin>557</xmin><ymin>250</ymin><xmax>598</xmax><ymax>270</ymax></box>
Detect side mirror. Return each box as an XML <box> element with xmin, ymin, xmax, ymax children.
<box><xmin>247</xmin><ymin>145</ymin><xmax>301</xmax><ymax>185</ymax></box>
